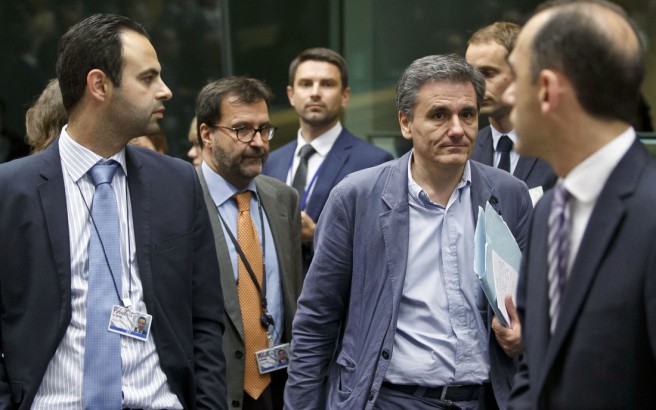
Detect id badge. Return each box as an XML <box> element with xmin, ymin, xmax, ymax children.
<box><xmin>255</xmin><ymin>343</ymin><xmax>290</xmax><ymax>374</ymax></box>
<box><xmin>108</xmin><ymin>304</ymin><xmax>152</xmax><ymax>342</ymax></box>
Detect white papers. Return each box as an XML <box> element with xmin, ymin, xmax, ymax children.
<box><xmin>474</xmin><ymin>202</ymin><xmax>522</xmax><ymax>327</ymax></box>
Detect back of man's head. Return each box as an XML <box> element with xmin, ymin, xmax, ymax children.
<box><xmin>529</xmin><ymin>0</ymin><xmax>644</xmax><ymax>123</ymax></box>
<box><xmin>57</xmin><ymin>14</ymin><xmax>148</xmax><ymax>114</ymax></box>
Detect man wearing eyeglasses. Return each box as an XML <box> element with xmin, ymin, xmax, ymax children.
<box><xmin>195</xmin><ymin>76</ymin><xmax>303</xmax><ymax>410</ymax></box>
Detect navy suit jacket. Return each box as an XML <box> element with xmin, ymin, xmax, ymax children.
<box><xmin>263</xmin><ymin>128</ymin><xmax>393</xmax><ymax>224</ymax></box>
<box><xmin>263</xmin><ymin>128</ymin><xmax>393</xmax><ymax>272</ymax></box>
<box><xmin>285</xmin><ymin>153</ymin><xmax>533</xmax><ymax>410</ymax></box>
<box><xmin>508</xmin><ymin>140</ymin><xmax>656</xmax><ymax>409</ymax></box>
<box><xmin>471</xmin><ymin>125</ymin><xmax>557</xmax><ymax>191</ymax></box>
<box><xmin>0</xmin><ymin>141</ymin><xmax>227</xmax><ymax>409</ymax></box>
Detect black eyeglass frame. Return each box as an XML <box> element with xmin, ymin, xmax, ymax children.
<box><xmin>215</xmin><ymin>124</ymin><xmax>276</xmax><ymax>143</ymax></box>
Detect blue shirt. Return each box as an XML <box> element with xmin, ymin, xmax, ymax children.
<box><xmin>385</xmin><ymin>157</ymin><xmax>490</xmax><ymax>386</ymax></box>
<box><xmin>201</xmin><ymin>162</ymin><xmax>284</xmax><ymax>343</ymax></box>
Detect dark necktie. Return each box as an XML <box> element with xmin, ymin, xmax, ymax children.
<box><xmin>83</xmin><ymin>160</ymin><xmax>122</xmax><ymax>409</ymax></box>
<box><xmin>497</xmin><ymin>135</ymin><xmax>513</xmax><ymax>173</ymax></box>
<box><xmin>234</xmin><ymin>192</ymin><xmax>271</xmax><ymax>399</ymax></box>
<box><xmin>291</xmin><ymin>144</ymin><xmax>316</xmax><ymax>196</ymax></box>
<box><xmin>547</xmin><ymin>183</ymin><xmax>571</xmax><ymax>334</ymax></box>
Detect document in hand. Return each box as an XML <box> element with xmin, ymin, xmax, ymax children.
<box><xmin>474</xmin><ymin>202</ymin><xmax>522</xmax><ymax>328</ymax></box>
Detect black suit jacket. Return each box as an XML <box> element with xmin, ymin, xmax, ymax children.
<box><xmin>471</xmin><ymin>126</ymin><xmax>557</xmax><ymax>191</ymax></box>
<box><xmin>508</xmin><ymin>140</ymin><xmax>656</xmax><ymax>409</ymax></box>
<box><xmin>0</xmin><ymin>141</ymin><xmax>227</xmax><ymax>409</ymax></box>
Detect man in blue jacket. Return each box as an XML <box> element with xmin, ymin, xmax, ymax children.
<box><xmin>285</xmin><ymin>54</ymin><xmax>532</xmax><ymax>410</ymax></box>
<box><xmin>263</xmin><ymin>48</ymin><xmax>392</xmax><ymax>273</ymax></box>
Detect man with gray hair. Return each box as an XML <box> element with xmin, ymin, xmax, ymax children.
<box><xmin>285</xmin><ymin>54</ymin><xmax>532</xmax><ymax>410</ymax></box>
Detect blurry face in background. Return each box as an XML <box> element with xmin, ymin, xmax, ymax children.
<box><xmin>466</xmin><ymin>41</ymin><xmax>513</xmax><ymax>120</ymax></box>
<box><xmin>187</xmin><ymin>117</ymin><xmax>202</xmax><ymax>167</ymax></box>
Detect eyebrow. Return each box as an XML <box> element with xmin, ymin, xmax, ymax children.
<box><xmin>138</xmin><ymin>68</ymin><xmax>160</xmax><ymax>78</ymax></box>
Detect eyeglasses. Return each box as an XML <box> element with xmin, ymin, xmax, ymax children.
<box><xmin>215</xmin><ymin>124</ymin><xmax>276</xmax><ymax>143</ymax></box>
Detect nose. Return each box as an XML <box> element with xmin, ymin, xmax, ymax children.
<box><xmin>249</xmin><ymin>129</ymin><xmax>267</xmax><ymax>148</ymax></box>
<box><xmin>310</xmin><ymin>82</ymin><xmax>321</xmax><ymax>98</ymax></box>
<box><xmin>448</xmin><ymin>114</ymin><xmax>465</xmax><ymax>138</ymax></box>
<box><xmin>158</xmin><ymin>78</ymin><xmax>173</xmax><ymax>101</ymax></box>
<box><xmin>502</xmin><ymin>82</ymin><xmax>515</xmax><ymax>108</ymax></box>
<box><xmin>187</xmin><ymin>145</ymin><xmax>198</xmax><ymax>160</ymax></box>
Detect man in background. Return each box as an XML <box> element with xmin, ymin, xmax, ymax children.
<box><xmin>195</xmin><ymin>76</ymin><xmax>303</xmax><ymax>410</ymax></box>
<box><xmin>466</xmin><ymin>21</ymin><xmax>556</xmax><ymax>203</ymax></box>
<box><xmin>263</xmin><ymin>47</ymin><xmax>393</xmax><ymax>273</ymax></box>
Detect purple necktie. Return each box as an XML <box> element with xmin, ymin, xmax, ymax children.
<box><xmin>547</xmin><ymin>183</ymin><xmax>570</xmax><ymax>334</ymax></box>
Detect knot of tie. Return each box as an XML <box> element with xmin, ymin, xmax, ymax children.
<box><xmin>89</xmin><ymin>160</ymin><xmax>119</xmax><ymax>187</ymax></box>
<box><xmin>299</xmin><ymin>144</ymin><xmax>316</xmax><ymax>160</ymax></box>
<box><xmin>497</xmin><ymin>135</ymin><xmax>513</xmax><ymax>153</ymax></box>
<box><xmin>234</xmin><ymin>191</ymin><xmax>252</xmax><ymax>212</ymax></box>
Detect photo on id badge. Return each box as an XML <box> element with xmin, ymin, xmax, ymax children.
<box><xmin>108</xmin><ymin>304</ymin><xmax>152</xmax><ymax>341</ymax></box>
<box><xmin>256</xmin><ymin>343</ymin><xmax>290</xmax><ymax>374</ymax></box>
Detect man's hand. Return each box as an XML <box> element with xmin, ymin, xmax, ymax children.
<box><xmin>300</xmin><ymin>211</ymin><xmax>316</xmax><ymax>244</ymax></box>
<box><xmin>491</xmin><ymin>295</ymin><xmax>523</xmax><ymax>358</ymax></box>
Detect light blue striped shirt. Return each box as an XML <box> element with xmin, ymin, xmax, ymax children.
<box><xmin>385</xmin><ymin>156</ymin><xmax>490</xmax><ymax>386</ymax></box>
<box><xmin>32</xmin><ymin>128</ymin><xmax>182</xmax><ymax>409</ymax></box>
<box><xmin>201</xmin><ymin>161</ymin><xmax>284</xmax><ymax>344</ymax></box>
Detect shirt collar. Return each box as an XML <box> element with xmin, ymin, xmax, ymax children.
<box><xmin>489</xmin><ymin>125</ymin><xmax>517</xmax><ymax>151</ymax></box>
<box><xmin>59</xmin><ymin>125</ymin><xmax>128</xmax><ymax>182</ymax></box>
<box><xmin>201</xmin><ymin>161</ymin><xmax>257</xmax><ymax>208</ymax></box>
<box><xmin>407</xmin><ymin>149</ymin><xmax>472</xmax><ymax>207</ymax></box>
<box><xmin>563</xmin><ymin>127</ymin><xmax>635</xmax><ymax>204</ymax></box>
<box><xmin>295</xmin><ymin>121</ymin><xmax>342</xmax><ymax>158</ymax></box>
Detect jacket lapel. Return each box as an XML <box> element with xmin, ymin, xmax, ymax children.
<box><xmin>513</xmin><ymin>156</ymin><xmax>537</xmax><ymax>182</ymax></box>
<box><xmin>197</xmin><ymin>167</ymin><xmax>245</xmax><ymax>342</ymax></box>
<box><xmin>37</xmin><ymin>142</ymin><xmax>73</xmax><ymax>340</ymax></box>
<box><xmin>305</xmin><ymin>131</ymin><xmax>352</xmax><ymax>221</ymax></box>
<box><xmin>379</xmin><ymin>153</ymin><xmax>412</xmax><ymax>314</ymax></box>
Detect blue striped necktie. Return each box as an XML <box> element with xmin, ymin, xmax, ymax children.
<box><xmin>83</xmin><ymin>160</ymin><xmax>123</xmax><ymax>409</ymax></box>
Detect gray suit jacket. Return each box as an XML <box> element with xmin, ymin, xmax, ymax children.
<box><xmin>285</xmin><ymin>152</ymin><xmax>533</xmax><ymax>410</ymax></box>
<box><xmin>471</xmin><ymin>125</ymin><xmax>557</xmax><ymax>191</ymax></box>
<box><xmin>197</xmin><ymin>168</ymin><xmax>303</xmax><ymax>410</ymax></box>
<box><xmin>509</xmin><ymin>140</ymin><xmax>656</xmax><ymax>409</ymax></box>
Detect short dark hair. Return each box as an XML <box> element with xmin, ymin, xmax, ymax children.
<box><xmin>396</xmin><ymin>54</ymin><xmax>485</xmax><ymax>121</ymax></box>
<box><xmin>468</xmin><ymin>22</ymin><xmax>521</xmax><ymax>54</ymax></box>
<box><xmin>195</xmin><ymin>76</ymin><xmax>274</xmax><ymax>146</ymax></box>
<box><xmin>288</xmin><ymin>48</ymin><xmax>349</xmax><ymax>89</ymax></box>
<box><xmin>529</xmin><ymin>1</ymin><xmax>644</xmax><ymax>123</ymax></box>
<box><xmin>56</xmin><ymin>14</ymin><xmax>148</xmax><ymax>113</ymax></box>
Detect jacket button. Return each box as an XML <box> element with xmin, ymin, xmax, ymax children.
<box><xmin>368</xmin><ymin>391</ymin><xmax>375</xmax><ymax>401</ymax></box>
<box><xmin>232</xmin><ymin>400</ymin><xmax>240</xmax><ymax>407</ymax></box>
<box><xmin>235</xmin><ymin>350</ymin><xmax>243</xmax><ymax>359</ymax></box>
<box><xmin>381</xmin><ymin>350</ymin><xmax>390</xmax><ymax>360</ymax></box>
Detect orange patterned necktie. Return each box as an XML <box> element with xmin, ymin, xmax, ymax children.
<box><xmin>234</xmin><ymin>191</ymin><xmax>271</xmax><ymax>399</ymax></box>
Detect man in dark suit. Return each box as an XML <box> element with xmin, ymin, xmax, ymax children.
<box><xmin>262</xmin><ymin>48</ymin><xmax>393</xmax><ymax>273</ymax></box>
<box><xmin>195</xmin><ymin>77</ymin><xmax>303</xmax><ymax>410</ymax></box>
<box><xmin>504</xmin><ymin>2</ymin><xmax>656</xmax><ymax>408</ymax></box>
<box><xmin>286</xmin><ymin>54</ymin><xmax>532</xmax><ymax>410</ymax></box>
<box><xmin>466</xmin><ymin>22</ymin><xmax>556</xmax><ymax>203</ymax></box>
<box><xmin>0</xmin><ymin>14</ymin><xmax>226</xmax><ymax>409</ymax></box>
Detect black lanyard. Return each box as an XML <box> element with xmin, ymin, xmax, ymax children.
<box><xmin>217</xmin><ymin>192</ymin><xmax>274</xmax><ymax>328</ymax></box>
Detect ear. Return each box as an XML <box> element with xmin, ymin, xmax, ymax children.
<box><xmin>398</xmin><ymin>111</ymin><xmax>412</xmax><ymax>141</ymax></box>
<box><xmin>538</xmin><ymin>69</ymin><xmax>560</xmax><ymax>114</ymax></box>
<box><xmin>286</xmin><ymin>85</ymin><xmax>295</xmax><ymax>107</ymax></box>
<box><xmin>341</xmin><ymin>86</ymin><xmax>351</xmax><ymax>108</ymax></box>
<box><xmin>87</xmin><ymin>69</ymin><xmax>110</xmax><ymax>102</ymax></box>
<box><xmin>199</xmin><ymin>123</ymin><xmax>213</xmax><ymax>150</ymax></box>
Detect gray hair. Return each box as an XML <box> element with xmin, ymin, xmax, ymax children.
<box><xmin>396</xmin><ymin>54</ymin><xmax>485</xmax><ymax>120</ymax></box>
